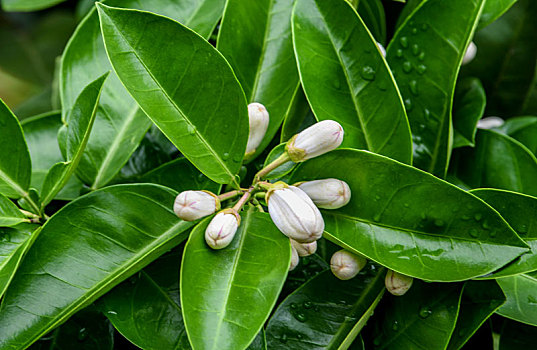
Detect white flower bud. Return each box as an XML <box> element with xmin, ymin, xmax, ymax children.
<box><xmin>462</xmin><ymin>41</ymin><xmax>477</xmax><ymax>65</ymax></box>
<box><xmin>205</xmin><ymin>209</ymin><xmax>240</xmax><ymax>250</ymax></box>
<box><xmin>289</xmin><ymin>244</ymin><xmax>299</xmax><ymax>271</ymax></box>
<box><xmin>285</xmin><ymin>120</ymin><xmax>344</xmax><ymax>162</ymax></box>
<box><xmin>477</xmin><ymin>116</ymin><xmax>504</xmax><ymax>129</ymax></box>
<box><xmin>290</xmin><ymin>239</ymin><xmax>317</xmax><ymax>257</ymax></box>
<box><xmin>174</xmin><ymin>190</ymin><xmax>220</xmax><ymax>221</ymax></box>
<box><xmin>330</xmin><ymin>249</ymin><xmax>367</xmax><ymax>280</ymax></box>
<box><xmin>385</xmin><ymin>270</ymin><xmax>413</xmax><ymax>296</ymax></box>
<box><xmin>296</xmin><ymin>178</ymin><xmax>351</xmax><ymax>209</ymax></box>
<box><xmin>377</xmin><ymin>42</ymin><xmax>386</xmax><ymax>57</ymax></box>
<box><xmin>266</xmin><ymin>182</ymin><xmax>324</xmax><ymax>243</ymax></box>
<box><xmin>245</xmin><ymin>102</ymin><xmax>270</xmax><ymax>156</ymax></box>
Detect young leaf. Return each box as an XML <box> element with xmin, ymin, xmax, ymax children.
<box><xmin>496</xmin><ymin>116</ymin><xmax>537</xmax><ymax>156</ymax></box>
<box><xmin>289</xmin><ymin>149</ymin><xmax>529</xmax><ymax>282</ymax></box>
<box><xmin>60</xmin><ymin>0</ymin><xmax>225</xmax><ymax>189</ymax></box>
<box><xmin>0</xmin><ymin>99</ymin><xmax>31</xmax><ymax>199</ymax></box>
<box><xmin>40</xmin><ymin>72</ymin><xmax>109</xmax><ymax>208</ymax></box>
<box><xmin>452</xmin><ymin>78</ymin><xmax>486</xmax><ymax>148</ymax></box>
<box><xmin>496</xmin><ymin>272</ymin><xmax>537</xmax><ymax>326</ymax></box>
<box><xmin>217</xmin><ymin>0</ymin><xmax>301</xmax><ymax>161</ymax></box>
<box><xmin>1</xmin><ymin>0</ymin><xmax>67</xmax><ymax>12</ymax></box>
<box><xmin>265</xmin><ymin>265</ymin><xmax>385</xmax><ymax>349</ymax></box>
<box><xmin>97</xmin><ymin>4</ymin><xmax>248</xmax><ymax>185</ymax></box>
<box><xmin>181</xmin><ymin>208</ymin><xmax>291</xmax><ymax>350</ymax></box>
<box><xmin>0</xmin><ymin>184</ymin><xmax>195</xmax><ymax>349</ymax></box>
<box><xmin>386</xmin><ymin>0</ymin><xmax>486</xmax><ymax>177</ymax></box>
<box><xmin>0</xmin><ymin>194</ymin><xmax>27</xmax><ymax>227</ymax></box>
<box><xmin>292</xmin><ymin>0</ymin><xmax>412</xmax><ymax>164</ymax></box>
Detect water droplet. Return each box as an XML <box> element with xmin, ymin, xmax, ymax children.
<box><xmin>419</xmin><ymin>124</ymin><xmax>426</xmax><ymax>130</ymax></box>
<box><xmin>469</xmin><ymin>229</ymin><xmax>479</xmax><ymax>238</ymax></box>
<box><xmin>361</xmin><ymin>66</ymin><xmax>376</xmax><ymax>81</ymax></box>
<box><xmin>404</xmin><ymin>99</ymin><xmax>413</xmax><ymax>111</ymax></box>
<box><xmin>296</xmin><ymin>313</ymin><xmax>307</xmax><ymax>322</ymax></box>
<box><xmin>474</xmin><ymin>213</ymin><xmax>482</xmax><ymax>221</ymax></box>
<box><xmin>489</xmin><ymin>230</ymin><xmax>497</xmax><ymax>238</ymax></box>
<box><xmin>375</xmin><ymin>195</ymin><xmax>381</xmax><ymax>200</ymax></box>
<box><xmin>434</xmin><ymin>219</ymin><xmax>444</xmax><ymax>227</ymax></box>
<box><xmin>528</xmin><ymin>295</ymin><xmax>537</xmax><ymax>305</ymax></box>
<box><xmin>400</xmin><ymin>36</ymin><xmax>409</xmax><ymax>48</ymax></box>
<box><xmin>421</xmin><ymin>23</ymin><xmax>429</xmax><ymax>31</ymax></box>
<box><xmin>411</xmin><ymin>44</ymin><xmax>420</xmax><ymax>56</ymax></box>
<box><xmin>402</xmin><ymin>61</ymin><xmax>413</xmax><ymax>73</ymax></box>
<box><xmin>378</xmin><ymin>82</ymin><xmax>387</xmax><ymax>91</ymax></box>
<box><xmin>187</xmin><ymin>125</ymin><xmax>196</xmax><ymax>135</ymax></box>
<box><xmin>303</xmin><ymin>301</ymin><xmax>313</xmax><ymax>309</ymax></box>
<box><xmin>482</xmin><ymin>221</ymin><xmax>490</xmax><ymax>230</ymax></box>
<box><xmin>0</xmin><ymin>232</ymin><xmax>11</xmax><ymax>242</ymax></box>
<box><xmin>297</xmin><ymin>334</ymin><xmax>303</xmax><ymax>339</ymax></box>
<box><xmin>519</xmin><ymin>224</ymin><xmax>528</xmax><ymax>234</ymax></box>
<box><xmin>420</xmin><ymin>212</ymin><xmax>427</xmax><ymax>220</ymax></box>
<box><xmin>461</xmin><ymin>215</ymin><xmax>470</xmax><ymax>221</ymax></box>
<box><xmin>416</xmin><ymin>64</ymin><xmax>427</xmax><ymax>75</ymax></box>
<box><xmin>396</xmin><ymin>49</ymin><xmax>403</xmax><ymax>58</ymax></box>
<box><xmin>418</xmin><ymin>52</ymin><xmax>425</xmax><ymax>61</ymax></box>
<box><xmin>78</xmin><ymin>328</ymin><xmax>88</xmax><ymax>342</ymax></box>
<box><xmin>409</xmin><ymin>80</ymin><xmax>419</xmax><ymax>96</ymax></box>
<box><xmin>424</xmin><ymin>108</ymin><xmax>431</xmax><ymax>120</ymax></box>
<box><xmin>404</xmin><ymin>203</ymin><xmax>409</xmax><ymax>207</ymax></box>
<box><xmin>290</xmin><ymin>302</ymin><xmax>298</xmax><ymax>310</ymax></box>
<box><xmin>314</xmin><ymin>306</ymin><xmax>320</xmax><ymax>312</ymax></box>
<box><xmin>280</xmin><ymin>334</ymin><xmax>287</xmax><ymax>344</ymax></box>
<box><xmin>233</xmin><ymin>154</ymin><xmax>242</xmax><ymax>163</ymax></box>
<box><xmin>418</xmin><ymin>306</ymin><xmax>432</xmax><ymax>319</ymax></box>
<box><xmin>373</xmin><ymin>213</ymin><xmax>382</xmax><ymax>222</ymax></box>
<box><xmin>222</xmin><ymin>152</ymin><xmax>230</xmax><ymax>160</ymax></box>
<box><xmin>392</xmin><ymin>320</ymin><xmax>399</xmax><ymax>331</ymax></box>
<box><xmin>107</xmin><ymin>310</ymin><xmax>117</xmax><ymax>315</ymax></box>
<box><xmin>412</xmin><ymin>28</ymin><xmax>418</xmax><ymax>35</ymax></box>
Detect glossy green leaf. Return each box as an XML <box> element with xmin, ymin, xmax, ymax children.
<box><xmin>496</xmin><ymin>116</ymin><xmax>537</xmax><ymax>156</ymax></box>
<box><xmin>452</xmin><ymin>78</ymin><xmax>486</xmax><ymax>148</ymax></box>
<box><xmin>446</xmin><ymin>280</ymin><xmax>505</xmax><ymax>350</ymax></box>
<box><xmin>1</xmin><ymin>0</ymin><xmax>67</xmax><ymax>12</ymax></box>
<box><xmin>471</xmin><ymin>189</ymin><xmax>537</xmax><ymax>278</ymax></box>
<box><xmin>0</xmin><ymin>194</ymin><xmax>27</xmax><ymax>227</ymax></box>
<box><xmin>263</xmin><ymin>144</ymin><xmax>296</xmax><ymax>180</ymax></box>
<box><xmin>217</xmin><ymin>0</ymin><xmax>301</xmax><ymax>161</ymax></box>
<box><xmin>97</xmin><ymin>4</ymin><xmax>248</xmax><ymax>185</ymax></box>
<box><xmin>0</xmin><ymin>184</ymin><xmax>195</xmax><ymax>349</ymax></box>
<box><xmin>181</xmin><ymin>208</ymin><xmax>290</xmax><ymax>350</ymax></box>
<box><xmin>266</xmin><ymin>264</ymin><xmax>385</xmax><ymax>349</ymax></box>
<box><xmin>499</xmin><ymin>318</ymin><xmax>537</xmax><ymax>350</ymax></box>
<box><xmin>496</xmin><ymin>271</ymin><xmax>537</xmax><ymax>326</ymax></box>
<box><xmin>0</xmin><ymin>99</ymin><xmax>31</xmax><ymax>199</ymax></box>
<box><xmin>387</xmin><ymin>0</ymin><xmax>485</xmax><ymax>177</ymax></box>
<box><xmin>292</xmin><ymin>0</ymin><xmax>412</xmax><ymax>164</ymax></box>
<box><xmin>280</xmin><ymin>87</ymin><xmax>313</xmax><ymax>142</ymax></box>
<box><xmin>289</xmin><ymin>149</ymin><xmax>528</xmax><ymax>281</ymax></box>
<box><xmin>357</xmin><ymin>0</ymin><xmax>386</xmax><ymax>44</ymax></box>
<box><xmin>40</xmin><ymin>73</ymin><xmax>108</xmax><ymax>208</ymax></box>
<box><xmin>451</xmin><ymin>129</ymin><xmax>537</xmax><ymax>196</ymax></box>
<box><xmin>60</xmin><ymin>0</ymin><xmax>225</xmax><ymax>189</ymax></box>
<box><xmin>369</xmin><ymin>281</ymin><xmax>463</xmax><ymax>350</ymax></box>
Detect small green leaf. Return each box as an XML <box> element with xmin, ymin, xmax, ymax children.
<box><xmin>97</xmin><ymin>4</ymin><xmax>248</xmax><ymax>185</ymax></box>
<box><xmin>289</xmin><ymin>149</ymin><xmax>528</xmax><ymax>281</ymax></box>
<box><xmin>496</xmin><ymin>116</ymin><xmax>537</xmax><ymax>156</ymax></box>
<box><xmin>262</xmin><ymin>144</ymin><xmax>296</xmax><ymax>180</ymax></box>
<box><xmin>0</xmin><ymin>194</ymin><xmax>27</xmax><ymax>227</ymax></box>
<box><xmin>181</xmin><ymin>208</ymin><xmax>290</xmax><ymax>350</ymax></box>
<box><xmin>452</xmin><ymin>78</ymin><xmax>486</xmax><ymax>148</ymax></box>
<box><xmin>496</xmin><ymin>271</ymin><xmax>537</xmax><ymax>326</ymax></box>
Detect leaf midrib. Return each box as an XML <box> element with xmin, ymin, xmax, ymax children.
<box><xmin>0</xmin><ymin>168</ymin><xmax>27</xmax><ymax>198</ymax></box>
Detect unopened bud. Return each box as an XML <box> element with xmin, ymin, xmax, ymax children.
<box><xmin>174</xmin><ymin>190</ymin><xmax>220</xmax><ymax>221</ymax></box>
<box><xmin>330</xmin><ymin>250</ymin><xmax>366</xmax><ymax>280</ymax></box>
<box><xmin>296</xmin><ymin>178</ymin><xmax>351</xmax><ymax>209</ymax></box>
<box><xmin>377</xmin><ymin>42</ymin><xmax>386</xmax><ymax>57</ymax></box>
<box><xmin>477</xmin><ymin>116</ymin><xmax>504</xmax><ymax>129</ymax></box>
<box><xmin>289</xmin><ymin>244</ymin><xmax>299</xmax><ymax>271</ymax></box>
<box><xmin>290</xmin><ymin>239</ymin><xmax>317</xmax><ymax>257</ymax></box>
<box><xmin>285</xmin><ymin>120</ymin><xmax>344</xmax><ymax>162</ymax></box>
<box><xmin>205</xmin><ymin>209</ymin><xmax>240</xmax><ymax>249</ymax></box>
<box><xmin>385</xmin><ymin>270</ymin><xmax>413</xmax><ymax>296</ymax></box>
<box><xmin>462</xmin><ymin>41</ymin><xmax>477</xmax><ymax>65</ymax></box>
<box><xmin>245</xmin><ymin>102</ymin><xmax>270</xmax><ymax>156</ymax></box>
<box><xmin>267</xmin><ymin>182</ymin><xmax>324</xmax><ymax>243</ymax></box>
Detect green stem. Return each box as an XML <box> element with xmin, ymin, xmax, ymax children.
<box><xmin>253</xmin><ymin>153</ymin><xmax>291</xmax><ymax>183</ymax></box>
<box><xmin>22</xmin><ymin>193</ymin><xmax>42</xmax><ymax>217</ymax></box>
<box><xmin>218</xmin><ymin>190</ymin><xmax>242</xmax><ymax>201</ymax></box>
<box><xmin>232</xmin><ymin>186</ymin><xmax>255</xmax><ymax>212</ymax></box>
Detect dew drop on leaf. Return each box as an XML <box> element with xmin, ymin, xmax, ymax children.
<box><xmin>527</xmin><ymin>295</ymin><xmax>537</xmax><ymax>305</ymax></box>
<box><xmin>418</xmin><ymin>52</ymin><xmax>425</xmax><ymax>61</ymax></box>
<box><xmin>409</xmin><ymin>80</ymin><xmax>419</xmax><ymax>96</ymax></box>
<box><xmin>78</xmin><ymin>328</ymin><xmax>88</xmax><ymax>342</ymax></box>
<box><xmin>519</xmin><ymin>224</ymin><xmax>528</xmax><ymax>234</ymax></box>
<box><xmin>290</xmin><ymin>302</ymin><xmax>298</xmax><ymax>310</ymax></box>
<box><xmin>400</xmin><ymin>36</ymin><xmax>409</xmax><ymax>48</ymax></box>
<box><xmin>412</xmin><ymin>27</ymin><xmax>418</xmax><ymax>35</ymax></box>
<box><xmin>303</xmin><ymin>301</ymin><xmax>313</xmax><ymax>309</ymax></box>
<box><xmin>416</xmin><ymin>64</ymin><xmax>427</xmax><ymax>75</ymax></box>
<box><xmin>402</xmin><ymin>61</ymin><xmax>413</xmax><ymax>73</ymax></box>
<box><xmin>474</xmin><ymin>213</ymin><xmax>482</xmax><ymax>221</ymax></box>
<box><xmin>222</xmin><ymin>152</ymin><xmax>230</xmax><ymax>160</ymax></box>
<box><xmin>404</xmin><ymin>99</ymin><xmax>413</xmax><ymax>111</ymax></box>
<box><xmin>411</xmin><ymin>44</ymin><xmax>420</xmax><ymax>56</ymax></box>
<box><xmin>295</xmin><ymin>313</ymin><xmax>307</xmax><ymax>322</ymax></box>
<box><xmin>187</xmin><ymin>125</ymin><xmax>196</xmax><ymax>135</ymax></box>
<box><xmin>279</xmin><ymin>334</ymin><xmax>287</xmax><ymax>344</ymax></box>
<box><xmin>396</xmin><ymin>49</ymin><xmax>403</xmax><ymax>58</ymax></box>
<box><xmin>418</xmin><ymin>306</ymin><xmax>432</xmax><ymax>319</ymax></box>
<box><xmin>469</xmin><ymin>229</ymin><xmax>479</xmax><ymax>238</ymax></box>
<box><xmin>423</xmin><ymin>108</ymin><xmax>431</xmax><ymax>120</ymax></box>
<box><xmin>360</xmin><ymin>66</ymin><xmax>376</xmax><ymax>81</ymax></box>
<box><xmin>421</xmin><ymin>23</ymin><xmax>429</xmax><ymax>31</ymax></box>
<box><xmin>392</xmin><ymin>320</ymin><xmax>399</xmax><ymax>331</ymax></box>
<box><xmin>434</xmin><ymin>219</ymin><xmax>444</xmax><ymax>227</ymax></box>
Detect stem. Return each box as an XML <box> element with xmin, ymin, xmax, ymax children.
<box><xmin>232</xmin><ymin>186</ymin><xmax>255</xmax><ymax>212</ymax></box>
<box><xmin>253</xmin><ymin>153</ymin><xmax>291</xmax><ymax>183</ymax></box>
<box><xmin>22</xmin><ymin>193</ymin><xmax>42</xmax><ymax>217</ymax></box>
<box><xmin>20</xmin><ymin>209</ymin><xmax>39</xmax><ymax>219</ymax></box>
<box><xmin>218</xmin><ymin>190</ymin><xmax>242</xmax><ymax>201</ymax></box>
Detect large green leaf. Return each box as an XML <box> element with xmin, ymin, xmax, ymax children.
<box><xmin>368</xmin><ymin>281</ymin><xmax>463</xmax><ymax>350</ymax></box>
<box><xmin>217</xmin><ymin>0</ymin><xmax>300</xmax><ymax>161</ymax></box>
<box><xmin>446</xmin><ymin>280</ymin><xmax>505</xmax><ymax>350</ymax></box>
<box><xmin>60</xmin><ymin>0</ymin><xmax>225</xmax><ymax>189</ymax></box>
<box><xmin>496</xmin><ymin>116</ymin><xmax>537</xmax><ymax>156</ymax></box>
<box><xmin>1</xmin><ymin>0</ymin><xmax>67</xmax><ymax>11</ymax></box>
<box><xmin>452</xmin><ymin>78</ymin><xmax>486</xmax><ymax>148</ymax></box>
<box><xmin>451</xmin><ymin>129</ymin><xmax>537</xmax><ymax>196</ymax></box>
<box><xmin>387</xmin><ymin>0</ymin><xmax>485</xmax><ymax>177</ymax></box>
<box><xmin>471</xmin><ymin>189</ymin><xmax>537</xmax><ymax>278</ymax></box>
<box><xmin>181</xmin><ymin>208</ymin><xmax>290</xmax><ymax>350</ymax></box>
<box><xmin>496</xmin><ymin>271</ymin><xmax>537</xmax><ymax>326</ymax></box>
<box><xmin>40</xmin><ymin>73</ymin><xmax>108</xmax><ymax>208</ymax></box>
<box><xmin>0</xmin><ymin>194</ymin><xmax>27</xmax><ymax>227</ymax></box>
<box><xmin>97</xmin><ymin>4</ymin><xmax>248</xmax><ymax>186</ymax></box>
<box><xmin>292</xmin><ymin>0</ymin><xmax>412</xmax><ymax>164</ymax></box>
<box><xmin>21</xmin><ymin>112</ymin><xmax>82</xmax><ymax>200</ymax></box>
<box><xmin>0</xmin><ymin>184</ymin><xmax>195</xmax><ymax>349</ymax></box>
<box><xmin>289</xmin><ymin>149</ymin><xmax>528</xmax><ymax>281</ymax></box>
<box><xmin>266</xmin><ymin>265</ymin><xmax>385</xmax><ymax>349</ymax></box>
<box><xmin>0</xmin><ymin>99</ymin><xmax>31</xmax><ymax>200</ymax></box>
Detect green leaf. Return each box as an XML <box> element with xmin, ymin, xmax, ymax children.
<box><xmin>357</xmin><ymin>0</ymin><xmax>386</xmax><ymax>44</ymax></box>
<box><xmin>0</xmin><ymin>184</ymin><xmax>195</xmax><ymax>349</ymax></box>
<box><xmin>60</xmin><ymin>0</ymin><xmax>225</xmax><ymax>189</ymax></box>
<box><xmin>471</xmin><ymin>189</ymin><xmax>537</xmax><ymax>278</ymax></box>
<box><xmin>496</xmin><ymin>116</ymin><xmax>537</xmax><ymax>156</ymax></box>
<box><xmin>181</xmin><ymin>208</ymin><xmax>290</xmax><ymax>350</ymax></box>
<box><xmin>446</xmin><ymin>280</ymin><xmax>505</xmax><ymax>350</ymax></box>
<box><xmin>217</xmin><ymin>0</ymin><xmax>301</xmax><ymax>161</ymax></box>
<box><xmin>96</xmin><ymin>4</ymin><xmax>248</xmax><ymax>186</ymax></box>
<box><xmin>369</xmin><ymin>281</ymin><xmax>463</xmax><ymax>350</ymax></box>
<box><xmin>479</xmin><ymin>0</ymin><xmax>518</xmax><ymax>28</ymax></box>
<box><xmin>21</xmin><ymin>112</ymin><xmax>83</xmax><ymax>200</ymax></box>
<box><xmin>451</xmin><ymin>129</ymin><xmax>537</xmax><ymax>196</ymax></box>
<box><xmin>0</xmin><ymin>99</ymin><xmax>31</xmax><ymax>199</ymax></box>
<box><xmin>452</xmin><ymin>78</ymin><xmax>486</xmax><ymax>148</ymax></box>
<box><xmin>280</xmin><ymin>87</ymin><xmax>313</xmax><ymax>142</ymax></box>
<box><xmin>40</xmin><ymin>73</ymin><xmax>108</xmax><ymax>208</ymax></box>
<box><xmin>0</xmin><ymin>194</ymin><xmax>27</xmax><ymax>227</ymax></box>
<box><xmin>1</xmin><ymin>0</ymin><xmax>67</xmax><ymax>12</ymax></box>
<box><xmin>496</xmin><ymin>271</ymin><xmax>537</xmax><ymax>326</ymax></box>
<box><xmin>266</xmin><ymin>265</ymin><xmax>385</xmax><ymax>349</ymax></box>
<box><xmin>387</xmin><ymin>0</ymin><xmax>486</xmax><ymax>177</ymax></box>
<box><xmin>292</xmin><ymin>0</ymin><xmax>412</xmax><ymax>164</ymax></box>
<box><xmin>289</xmin><ymin>149</ymin><xmax>528</xmax><ymax>282</ymax></box>
<box><xmin>263</xmin><ymin>144</ymin><xmax>296</xmax><ymax>180</ymax></box>
<box><xmin>499</xmin><ymin>318</ymin><xmax>537</xmax><ymax>349</ymax></box>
